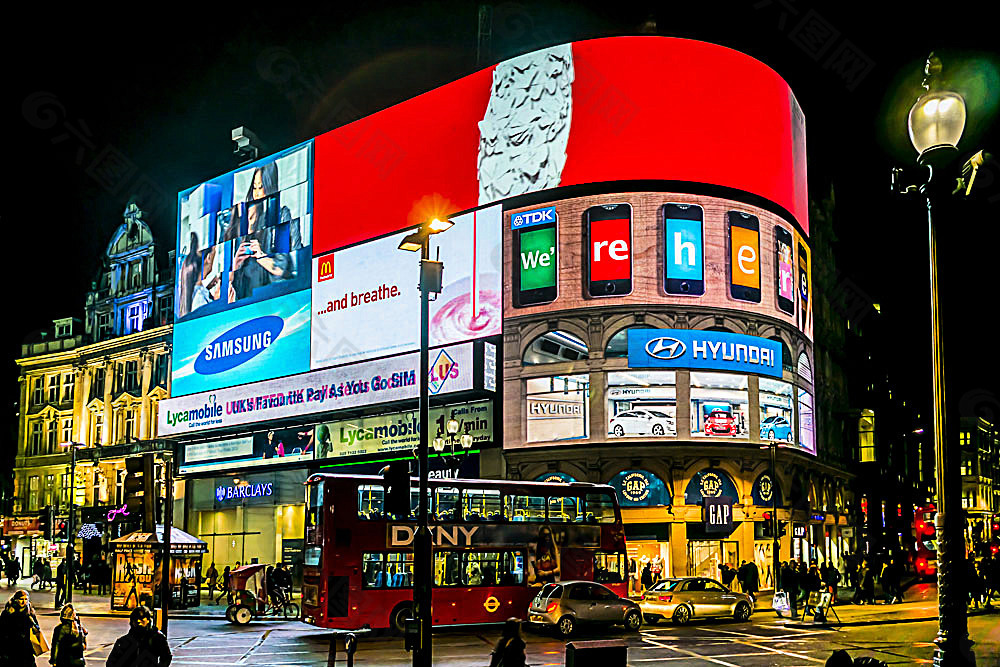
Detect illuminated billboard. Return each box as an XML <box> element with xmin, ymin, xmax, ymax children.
<box><xmin>313</xmin><ymin>36</ymin><xmax>808</xmax><ymax>253</ymax></box>
<box><xmin>174</xmin><ymin>141</ymin><xmax>313</xmax><ymax>396</ymax></box>
<box><xmin>311</xmin><ymin>206</ymin><xmax>501</xmax><ymax>368</ymax></box>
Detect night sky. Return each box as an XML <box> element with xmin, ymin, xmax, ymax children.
<box><xmin>6</xmin><ymin>3</ymin><xmax>1000</xmax><ymax>426</ymax></box>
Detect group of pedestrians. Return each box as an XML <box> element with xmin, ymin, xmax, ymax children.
<box><xmin>778</xmin><ymin>559</ymin><xmax>842</xmax><ymax>617</ymax></box>
<box><xmin>967</xmin><ymin>552</ymin><xmax>1000</xmax><ymax>609</ymax></box>
<box><xmin>0</xmin><ymin>590</ymin><xmax>172</xmax><ymax>666</ymax></box>
<box><xmin>720</xmin><ymin>560</ymin><xmax>760</xmax><ymax>601</ymax></box>
<box><xmin>627</xmin><ymin>556</ymin><xmax>665</xmax><ymax>595</ymax></box>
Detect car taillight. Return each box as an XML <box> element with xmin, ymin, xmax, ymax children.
<box><xmin>658</xmin><ymin>595</ymin><xmax>672</xmax><ymax>602</ymax></box>
<box><xmin>546</xmin><ymin>601</ymin><xmax>558</xmax><ymax>613</ymax></box>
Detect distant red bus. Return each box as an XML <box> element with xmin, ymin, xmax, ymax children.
<box><xmin>300</xmin><ymin>474</ymin><xmax>628</xmax><ymax>631</ymax></box>
<box><xmin>913</xmin><ymin>504</ymin><xmax>937</xmax><ymax>577</ymax></box>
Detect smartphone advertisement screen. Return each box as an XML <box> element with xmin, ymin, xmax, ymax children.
<box><xmin>728</xmin><ymin>212</ymin><xmax>760</xmax><ymax>302</ymax></box>
<box><xmin>664</xmin><ymin>204</ymin><xmax>704</xmax><ymax>296</ymax></box>
<box><xmin>586</xmin><ymin>204</ymin><xmax>632</xmax><ymax>297</ymax></box>
<box><xmin>513</xmin><ymin>209</ymin><xmax>558</xmax><ymax>306</ymax></box>
<box><xmin>775</xmin><ymin>227</ymin><xmax>795</xmax><ymax>314</ymax></box>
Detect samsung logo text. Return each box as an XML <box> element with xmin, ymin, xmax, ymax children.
<box><xmin>195</xmin><ymin>316</ymin><xmax>283</xmax><ymax>375</ymax></box>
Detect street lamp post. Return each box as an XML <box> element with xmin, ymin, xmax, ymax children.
<box><xmin>433</xmin><ymin>412</ymin><xmax>475</xmax><ymax>476</ymax></box>
<box><xmin>760</xmin><ymin>440</ymin><xmax>780</xmax><ymax>594</ymax></box>
<box><xmin>399</xmin><ymin>218</ymin><xmax>453</xmax><ymax>667</ymax></box>
<box><xmin>893</xmin><ymin>53</ymin><xmax>977</xmax><ymax>666</ymax></box>
<box><xmin>64</xmin><ymin>442</ymin><xmax>86</xmax><ymax>605</ymax></box>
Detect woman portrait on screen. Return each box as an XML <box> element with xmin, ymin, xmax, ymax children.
<box><xmin>177</xmin><ymin>232</ymin><xmax>201</xmax><ymax>318</ymax></box>
<box><xmin>528</xmin><ymin>525</ymin><xmax>561</xmax><ymax>585</ymax></box>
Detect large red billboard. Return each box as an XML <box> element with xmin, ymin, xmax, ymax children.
<box><xmin>313</xmin><ymin>36</ymin><xmax>808</xmax><ymax>254</ymax></box>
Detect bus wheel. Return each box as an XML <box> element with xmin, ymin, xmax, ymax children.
<box><xmin>391</xmin><ymin>604</ymin><xmax>413</xmax><ymax>635</ymax></box>
<box><xmin>234</xmin><ymin>605</ymin><xmax>253</xmax><ymax>625</ymax></box>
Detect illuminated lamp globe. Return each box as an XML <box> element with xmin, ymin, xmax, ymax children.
<box><xmin>432</xmin><ymin>437</ymin><xmax>446</xmax><ymax>453</ymax></box>
<box><xmin>460</xmin><ymin>433</ymin><xmax>474</xmax><ymax>449</ymax></box>
<box><xmin>908</xmin><ymin>90</ymin><xmax>966</xmax><ymax>154</ymax></box>
<box><xmin>447</xmin><ymin>417</ymin><xmax>460</xmax><ymax>435</ymax></box>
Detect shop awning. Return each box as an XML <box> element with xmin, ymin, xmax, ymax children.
<box><xmin>111</xmin><ymin>525</ymin><xmax>208</xmax><ymax>555</ymax></box>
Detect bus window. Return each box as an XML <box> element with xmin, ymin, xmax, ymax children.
<box><xmin>306</xmin><ymin>481</ymin><xmax>323</xmax><ymax>547</ymax></box>
<box><xmin>435</xmin><ymin>487</ymin><xmax>461</xmax><ymax>522</ymax></box>
<box><xmin>594</xmin><ymin>551</ymin><xmax>625</xmax><ymax>583</ymax></box>
<box><xmin>357</xmin><ymin>485</ymin><xmax>385</xmax><ymax>520</ymax></box>
<box><xmin>464</xmin><ymin>489</ymin><xmax>502</xmax><ymax>522</ymax></box>
<box><xmin>501</xmin><ymin>551</ymin><xmax>525</xmax><ymax>585</ymax></box>
<box><xmin>407</xmin><ymin>488</ymin><xmax>432</xmax><ymax>521</ymax></box>
<box><xmin>464</xmin><ymin>551</ymin><xmax>500</xmax><ymax>586</ymax></box>
<box><xmin>434</xmin><ymin>552</ymin><xmax>463</xmax><ymax>586</ymax></box>
<box><xmin>548</xmin><ymin>495</ymin><xmax>583</xmax><ymax>523</ymax></box>
<box><xmin>506</xmin><ymin>494</ymin><xmax>546</xmax><ymax>522</ymax></box>
<box><xmin>585</xmin><ymin>493</ymin><xmax>617</xmax><ymax>523</ymax></box>
<box><xmin>385</xmin><ymin>552</ymin><xmax>414</xmax><ymax>587</ymax></box>
<box><xmin>362</xmin><ymin>553</ymin><xmax>384</xmax><ymax>588</ymax></box>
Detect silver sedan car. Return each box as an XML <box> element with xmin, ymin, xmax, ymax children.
<box><xmin>528</xmin><ymin>581</ymin><xmax>642</xmax><ymax>637</ymax></box>
<box><xmin>639</xmin><ymin>577</ymin><xmax>753</xmax><ymax>624</ymax></box>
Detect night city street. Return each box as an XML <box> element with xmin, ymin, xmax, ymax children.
<box><xmin>4</xmin><ymin>3</ymin><xmax>1000</xmax><ymax>666</ymax></box>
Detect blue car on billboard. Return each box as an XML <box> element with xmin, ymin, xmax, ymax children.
<box><xmin>759</xmin><ymin>415</ymin><xmax>792</xmax><ymax>442</ymax></box>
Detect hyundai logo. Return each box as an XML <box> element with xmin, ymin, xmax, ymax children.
<box><xmin>645</xmin><ymin>336</ymin><xmax>686</xmax><ymax>360</ymax></box>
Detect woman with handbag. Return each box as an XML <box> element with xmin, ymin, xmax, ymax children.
<box><xmin>50</xmin><ymin>604</ymin><xmax>87</xmax><ymax>667</ymax></box>
<box><xmin>0</xmin><ymin>590</ymin><xmax>42</xmax><ymax>665</ymax></box>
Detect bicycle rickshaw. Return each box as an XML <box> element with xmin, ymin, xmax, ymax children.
<box><xmin>225</xmin><ymin>564</ymin><xmax>299</xmax><ymax>624</ymax></box>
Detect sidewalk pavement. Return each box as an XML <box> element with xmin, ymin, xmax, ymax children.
<box><xmin>0</xmin><ymin>577</ymin><xmax>234</xmax><ymax>619</ymax></box>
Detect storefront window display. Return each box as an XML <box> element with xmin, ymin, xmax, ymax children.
<box><xmin>758</xmin><ymin>378</ymin><xmax>794</xmax><ymax>443</ymax></box>
<box><xmin>690</xmin><ymin>372</ymin><xmax>749</xmax><ymax>439</ymax></box>
<box><xmin>188</xmin><ymin>469</ymin><xmax>307</xmax><ymax>582</ymax></box>
<box><xmin>797</xmin><ymin>389</ymin><xmax>815</xmax><ymax>453</ymax></box>
<box><xmin>525</xmin><ymin>374</ymin><xmax>589</xmax><ymax>442</ymax></box>
<box><xmin>688</xmin><ymin>540</ymin><xmax>739</xmax><ymax>582</ymax></box>
<box><xmin>607</xmin><ymin>371</ymin><xmax>676</xmax><ymax>438</ymax></box>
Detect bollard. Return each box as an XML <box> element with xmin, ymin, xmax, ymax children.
<box><xmin>565</xmin><ymin>639</ymin><xmax>627</xmax><ymax>667</ymax></box>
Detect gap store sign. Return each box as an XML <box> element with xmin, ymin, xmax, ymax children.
<box><xmin>627</xmin><ymin>329</ymin><xmax>782</xmax><ymax>378</ymax></box>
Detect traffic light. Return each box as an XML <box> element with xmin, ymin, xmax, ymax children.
<box><xmin>39</xmin><ymin>506</ymin><xmax>52</xmax><ymax>541</ymax></box>
<box><xmin>761</xmin><ymin>512</ymin><xmax>774</xmax><ymax>538</ymax></box>
<box><xmin>55</xmin><ymin>520</ymin><xmax>67</xmax><ymax>540</ymax></box>
<box><xmin>382</xmin><ymin>461</ymin><xmax>411</xmax><ymax>518</ymax></box>
<box><xmin>124</xmin><ymin>454</ymin><xmax>155</xmax><ymax>532</ymax></box>
<box><xmin>777</xmin><ymin>521</ymin><xmax>788</xmax><ymax>538</ymax></box>
<box><xmin>991</xmin><ymin>516</ymin><xmax>1000</xmax><ymax>534</ymax></box>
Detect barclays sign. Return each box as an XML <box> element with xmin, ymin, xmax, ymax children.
<box><xmin>628</xmin><ymin>329</ymin><xmax>782</xmax><ymax>378</ymax></box>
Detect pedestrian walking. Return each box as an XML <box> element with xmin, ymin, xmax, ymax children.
<box><xmin>488</xmin><ymin>618</ymin><xmax>526</xmax><ymax>667</ymax></box>
<box><xmin>5</xmin><ymin>557</ymin><xmax>20</xmax><ymax>588</ymax></box>
<box><xmin>782</xmin><ymin>561</ymin><xmax>799</xmax><ymax>618</ymax></box>
<box><xmin>97</xmin><ymin>557</ymin><xmax>111</xmax><ymax>596</ymax></box>
<box><xmin>821</xmin><ymin>562</ymin><xmax>840</xmax><ymax>602</ymax></box>
<box><xmin>106</xmin><ymin>606</ymin><xmax>172</xmax><ymax>667</ymax></box>
<box><xmin>640</xmin><ymin>557</ymin><xmax>652</xmax><ymax>593</ymax></box>
<box><xmin>981</xmin><ymin>553</ymin><xmax>997</xmax><ymax>610</ymax></box>
<box><xmin>0</xmin><ymin>590</ymin><xmax>41</xmax><ymax>666</ymax></box>
<box><xmin>50</xmin><ymin>604</ymin><xmax>87</xmax><ymax>667</ymax></box>
<box><xmin>55</xmin><ymin>560</ymin><xmax>68</xmax><ymax>608</ymax></box>
<box><xmin>861</xmin><ymin>560</ymin><xmax>876</xmax><ymax>605</ymax></box>
<box><xmin>215</xmin><ymin>566</ymin><xmax>232</xmax><ymax>605</ymax></box>
<box><xmin>967</xmin><ymin>558</ymin><xmax>985</xmax><ymax>610</ymax></box>
<box><xmin>743</xmin><ymin>560</ymin><xmax>760</xmax><ymax>603</ymax></box>
<box><xmin>205</xmin><ymin>562</ymin><xmax>219</xmax><ymax>603</ymax></box>
<box><xmin>628</xmin><ymin>558</ymin><xmax>638</xmax><ymax>596</ymax></box>
<box><xmin>720</xmin><ymin>563</ymin><xmax>737</xmax><ymax>589</ymax></box>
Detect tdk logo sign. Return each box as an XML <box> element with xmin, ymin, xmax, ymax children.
<box><xmin>194</xmin><ymin>316</ymin><xmax>283</xmax><ymax>375</ymax></box>
<box><xmin>628</xmin><ymin>328</ymin><xmax>782</xmax><ymax>378</ymax></box>
<box><xmin>645</xmin><ymin>337</ymin><xmax>686</xmax><ymax>360</ymax></box>
<box><xmin>511</xmin><ymin>206</ymin><xmax>557</xmax><ymax>230</ymax></box>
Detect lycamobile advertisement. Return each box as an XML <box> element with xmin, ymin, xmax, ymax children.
<box><xmin>179</xmin><ymin>427</ymin><xmax>314</xmax><ymax>474</ymax></box>
<box><xmin>171</xmin><ymin>290</ymin><xmax>311</xmax><ymax>397</ymax></box>
<box><xmin>310</xmin><ymin>205</ymin><xmax>501</xmax><ymax>369</ymax></box>
<box><xmin>315</xmin><ymin>400</ymin><xmax>493</xmax><ymax>459</ymax></box>
<box><xmin>159</xmin><ymin>342</ymin><xmax>475</xmax><ymax>435</ymax></box>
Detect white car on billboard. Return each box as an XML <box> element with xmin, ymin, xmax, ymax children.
<box><xmin>609</xmin><ymin>409</ymin><xmax>675</xmax><ymax>437</ymax></box>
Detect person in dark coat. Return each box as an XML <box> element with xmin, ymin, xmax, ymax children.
<box><xmin>0</xmin><ymin>590</ymin><xmax>39</xmax><ymax>666</ymax></box>
<box><xmin>50</xmin><ymin>604</ymin><xmax>87</xmax><ymax>667</ymax></box>
<box><xmin>215</xmin><ymin>567</ymin><xmax>231</xmax><ymax>605</ymax></box>
<box><xmin>720</xmin><ymin>563</ymin><xmax>737</xmax><ymax>589</ymax></box>
<box><xmin>640</xmin><ymin>560</ymin><xmax>653</xmax><ymax>593</ymax></box>
<box><xmin>106</xmin><ymin>606</ymin><xmax>172</xmax><ymax>667</ymax></box>
<box><xmin>740</xmin><ymin>560</ymin><xmax>760</xmax><ymax>602</ymax></box>
<box><xmin>55</xmin><ymin>559</ymin><xmax>67</xmax><ymax>607</ymax></box>
<box><xmin>5</xmin><ymin>557</ymin><xmax>19</xmax><ymax>588</ymax></box>
<box><xmin>488</xmin><ymin>618</ymin><xmax>526</xmax><ymax>667</ymax></box>
<box><xmin>781</xmin><ymin>562</ymin><xmax>799</xmax><ymax>618</ymax></box>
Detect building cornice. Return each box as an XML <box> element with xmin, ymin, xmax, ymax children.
<box><xmin>17</xmin><ymin>325</ymin><xmax>172</xmax><ymax>372</ymax></box>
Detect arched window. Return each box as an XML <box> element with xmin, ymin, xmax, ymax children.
<box><xmin>534</xmin><ymin>472</ymin><xmax>576</xmax><ymax>484</ymax></box>
<box><xmin>523</xmin><ymin>331</ymin><xmax>589</xmax><ymax>365</ymax></box>
<box><xmin>605</xmin><ymin>326</ymin><xmax>655</xmax><ymax>358</ymax></box>
<box><xmin>797</xmin><ymin>352</ymin><xmax>813</xmax><ymax>383</ymax></box>
<box><xmin>608</xmin><ymin>470</ymin><xmax>671</xmax><ymax>507</ymax></box>
<box><xmin>684</xmin><ymin>468</ymin><xmax>739</xmax><ymax>505</ymax></box>
<box><xmin>770</xmin><ymin>336</ymin><xmax>793</xmax><ymax>372</ymax></box>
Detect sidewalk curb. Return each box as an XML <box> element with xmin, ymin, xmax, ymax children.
<box><xmin>776</xmin><ymin>607</ymin><xmax>995</xmax><ymax>629</ymax></box>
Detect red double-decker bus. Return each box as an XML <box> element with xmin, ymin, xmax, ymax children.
<box><xmin>300</xmin><ymin>474</ymin><xmax>628</xmax><ymax>631</ymax></box>
<box><xmin>912</xmin><ymin>504</ymin><xmax>937</xmax><ymax>577</ymax></box>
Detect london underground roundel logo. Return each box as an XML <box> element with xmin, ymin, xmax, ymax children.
<box><xmin>195</xmin><ymin>316</ymin><xmax>284</xmax><ymax>375</ymax></box>
<box><xmin>645</xmin><ymin>336</ymin><xmax>686</xmax><ymax>360</ymax></box>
